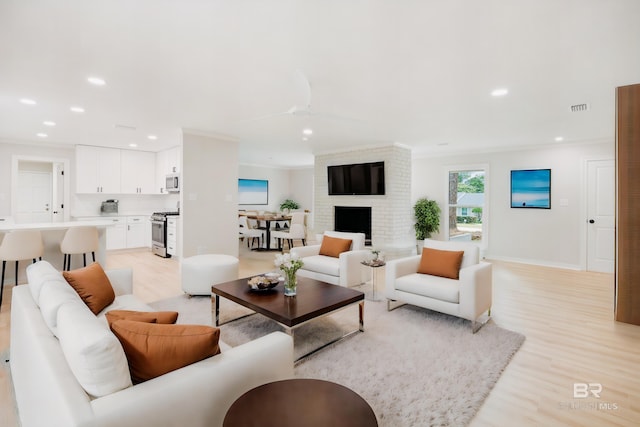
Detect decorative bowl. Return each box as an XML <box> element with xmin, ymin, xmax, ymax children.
<box><xmin>248</xmin><ymin>275</ymin><xmax>279</xmax><ymax>291</ymax></box>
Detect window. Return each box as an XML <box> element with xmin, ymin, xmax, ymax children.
<box><xmin>446</xmin><ymin>167</ymin><xmax>487</xmax><ymax>245</ymax></box>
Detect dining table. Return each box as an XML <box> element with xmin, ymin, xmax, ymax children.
<box><xmin>244</xmin><ymin>214</ymin><xmax>291</xmax><ymax>250</ymax></box>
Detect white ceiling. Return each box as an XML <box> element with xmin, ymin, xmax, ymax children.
<box><xmin>1</xmin><ymin>0</ymin><xmax>639</xmax><ymax>167</ymax></box>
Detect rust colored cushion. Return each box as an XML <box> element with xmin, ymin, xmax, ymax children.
<box><xmin>105</xmin><ymin>310</ymin><xmax>179</xmax><ymax>326</ymax></box>
<box><xmin>110</xmin><ymin>320</ymin><xmax>221</xmax><ymax>383</ymax></box>
<box><xmin>319</xmin><ymin>236</ymin><xmax>353</xmax><ymax>258</ymax></box>
<box><xmin>417</xmin><ymin>248</ymin><xmax>465</xmax><ymax>280</ymax></box>
<box><xmin>63</xmin><ymin>262</ymin><xmax>115</xmax><ymax>315</ymax></box>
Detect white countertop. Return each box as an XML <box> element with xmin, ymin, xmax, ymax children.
<box><xmin>0</xmin><ymin>219</ymin><xmax>117</xmax><ymax>232</ymax></box>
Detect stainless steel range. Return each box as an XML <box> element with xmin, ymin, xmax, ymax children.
<box><xmin>151</xmin><ymin>211</ymin><xmax>179</xmax><ymax>258</ymax></box>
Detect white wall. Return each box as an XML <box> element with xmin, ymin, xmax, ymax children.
<box><xmin>181</xmin><ymin>131</ymin><xmax>239</xmax><ymax>258</ymax></box>
<box><xmin>412</xmin><ymin>141</ymin><xmax>614</xmax><ymax>269</ymax></box>
<box><xmin>238</xmin><ymin>164</ymin><xmax>314</xmax><ymax>214</ymax></box>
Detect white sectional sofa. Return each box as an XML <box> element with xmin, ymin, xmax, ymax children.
<box><xmin>10</xmin><ymin>261</ymin><xmax>294</xmax><ymax>427</ymax></box>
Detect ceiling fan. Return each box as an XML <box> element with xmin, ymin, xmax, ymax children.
<box><xmin>241</xmin><ymin>69</ymin><xmax>362</xmax><ymax>123</ymax></box>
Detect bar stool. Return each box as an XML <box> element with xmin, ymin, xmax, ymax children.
<box><xmin>60</xmin><ymin>226</ymin><xmax>99</xmax><ymax>271</ymax></box>
<box><xmin>0</xmin><ymin>230</ymin><xmax>44</xmax><ymax>309</ymax></box>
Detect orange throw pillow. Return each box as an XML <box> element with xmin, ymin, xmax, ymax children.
<box><xmin>105</xmin><ymin>310</ymin><xmax>179</xmax><ymax>326</ymax></box>
<box><xmin>417</xmin><ymin>248</ymin><xmax>465</xmax><ymax>280</ymax></box>
<box><xmin>63</xmin><ymin>262</ymin><xmax>115</xmax><ymax>315</ymax></box>
<box><xmin>110</xmin><ymin>320</ymin><xmax>221</xmax><ymax>384</ymax></box>
<box><xmin>319</xmin><ymin>236</ymin><xmax>353</xmax><ymax>258</ymax></box>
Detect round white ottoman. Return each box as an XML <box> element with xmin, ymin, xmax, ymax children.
<box><xmin>181</xmin><ymin>254</ymin><xmax>239</xmax><ymax>296</ymax></box>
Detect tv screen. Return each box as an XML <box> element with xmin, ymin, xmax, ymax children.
<box><xmin>327</xmin><ymin>161</ymin><xmax>385</xmax><ymax>195</ymax></box>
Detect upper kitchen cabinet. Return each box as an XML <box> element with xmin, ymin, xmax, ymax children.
<box><xmin>155</xmin><ymin>146</ymin><xmax>181</xmax><ymax>194</ymax></box>
<box><xmin>121</xmin><ymin>150</ymin><xmax>156</xmax><ymax>194</ymax></box>
<box><xmin>76</xmin><ymin>145</ymin><xmax>121</xmax><ymax>193</ymax></box>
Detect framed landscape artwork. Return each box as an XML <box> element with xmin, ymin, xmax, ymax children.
<box><xmin>238</xmin><ymin>179</ymin><xmax>269</xmax><ymax>205</ymax></box>
<box><xmin>510</xmin><ymin>169</ymin><xmax>551</xmax><ymax>209</ymax></box>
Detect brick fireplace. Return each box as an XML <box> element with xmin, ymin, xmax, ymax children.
<box><xmin>313</xmin><ymin>144</ymin><xmax>415</xmax><ymax>259</ymax></box>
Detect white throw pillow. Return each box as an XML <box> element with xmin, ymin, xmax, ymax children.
<box><xmin>39</xmin><ymin>279</ymin><xmax>83</xmax><ymax>336</ymax></box>
<box><xmin>26</xmin><ymin>260</ymin><xmax>64</xmax><ymax>306</ymax></box>
<box><xmin>57</xmin><ymin>299</ymin><xmax>133</xmax><ymax>397</ymax></box>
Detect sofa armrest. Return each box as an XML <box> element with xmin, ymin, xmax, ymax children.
<box><xmin>89</xmin><ymin>331</ymin><xmax>294</xmax><ymax>427</ymax></box>
<box><xmin>458</xmin><ymin>262</ymin><xmax>492</xmax><ymax>321</ymax></box>
<box><xmin>385</xmin><ymin>256</ymin><xmax>421</xmax><ymax>287</ymax></box>
<box><xmin>339</xmin><ymin>250</ymin><xmax>371</xmax><ymax>287</ymax></box>
<box><xmin>290</xmin><ymin>244</ymin><xmax>321</xmax><ymax>259</ymax></box>
<box><xmin>105</xmin><ymin>269</ymin><xmax>133</xmax><ymax>296</ymax></box>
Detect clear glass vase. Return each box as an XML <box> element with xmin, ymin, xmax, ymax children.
<box><xmin>283</xmin><ymin>270</ymin><xmax>297</xmax><ymax>296</ymax></box>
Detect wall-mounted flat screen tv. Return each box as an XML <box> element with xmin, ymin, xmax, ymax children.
<box><xmin>238</xmin><ymin>179</ymin><xmax>268</xmax><ymax>205</ymax></box>
<box><xmin>327</xmin><ymin>161</ymin><xmax>385</xmax><ymax>195</ymax></box>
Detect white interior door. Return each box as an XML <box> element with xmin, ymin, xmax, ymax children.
<box><xmin>17</xmin><ymin>171</ymin><xmax>52</xmax><ymax>223</ymax></box>
<box><xmin>587</xmin><ymin>159</ymin><xmax>615</xmax><ymax>273</ymax></box>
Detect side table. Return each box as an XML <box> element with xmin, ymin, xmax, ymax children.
<box><xmin>223</xmin><ymin>379</ymin><xmax>378</xmax><ymax>427</ymax></box>
<box><xmin>361</xmin><ymin>259</ymin><xmax>386</xmax><ymax>301</ymax></box>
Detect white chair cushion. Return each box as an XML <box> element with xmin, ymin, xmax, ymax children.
<box><xmin>395</xmin><ymin>273</ymin><xmax>460</xmax><ymax>304</ymax></box>
<box><xmin>26</xmin><ymin>261</ymin><xmax>64</xmax><ymax>306</ymax></box>
<box><xmin>300</xmin><ymin>255</ymin><xmax>340</xmax><ymax>277</ymax></box>
<box><xmin>38</xmin><ymin>279</ymin><xmax>84</xmax><ymax>336</ymax></box>
<box><xmin>56</xmin><ymin>299</ymin><xmax>132</xmax><ymax>398</ymax></box>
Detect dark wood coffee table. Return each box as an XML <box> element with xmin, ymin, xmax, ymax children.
<box><xmin>212</xmin><ymin>276</ymin><xmax>364</xmax><ymax>362</ymax></box>
<box><xmin>223</xmin><ymin>379</ymin><xmax>378</xmax><ymax>427</ymax></box>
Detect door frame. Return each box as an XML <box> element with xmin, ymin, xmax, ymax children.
<box><xmin>581</xmin><ymin>155</ymin><xmax>615</xmax><ymax>272</ymax></box>
<box><xmin>11</xmin><ymin>155</ymin><xmax>71</xmax><ymax>222</ymax></box>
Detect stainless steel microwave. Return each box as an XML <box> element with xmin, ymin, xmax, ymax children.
<box><xmin>165</xmin><ymin>174</ymin><xmax>180</xmax><ymax>192</ymax></box>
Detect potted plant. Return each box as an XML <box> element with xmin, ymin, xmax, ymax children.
<box><xmin>414</xmin><ymin>198</ymin><xmax>441</xmax><ymax>253</ymax></box>
<box><xmin>279</xmin><ymin>199</ymin><xmax>300</xmax><ymax>214</ymax></box>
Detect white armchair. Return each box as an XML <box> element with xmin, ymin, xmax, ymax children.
<box><xmin>385</xmin><ymin>239</ymin><xmax>492</xmax><ymax>332</ymax></box>
<box><xmin>289</xmin><ymin>231</ymin><xmax>370</xmax><ymax>287</ymax></box>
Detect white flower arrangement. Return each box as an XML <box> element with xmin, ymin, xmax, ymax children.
<box><xmin>274</xmin><ymin>253</ymin><xmax>304</xmax><ymax>273</ymax></box>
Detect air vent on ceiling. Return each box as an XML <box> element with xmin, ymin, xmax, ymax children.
<box><xmin>569</xmin><ymin>103</ymin><xmax>590</xmax><ymax>112</ymax></box>
<box><xmin>114</xmin><ymin>124</ymin><xmax>137</xmax><ymax>131</ymax></box>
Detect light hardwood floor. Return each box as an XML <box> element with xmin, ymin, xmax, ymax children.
<box><xmin>1</xmin><ymin>246</ymin><xmax>639</xmax><ymax>426</ymax></box>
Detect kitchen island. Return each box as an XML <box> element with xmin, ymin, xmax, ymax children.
<box><xmin>0</xmin><ymin>220</ymin><xmax>115</xmax><ymax>285</ymax></box>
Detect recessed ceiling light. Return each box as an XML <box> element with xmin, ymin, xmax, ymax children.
<box><xmin>43</xmin><ymin>120</ymin><xmax>56</xmax><ymax>126</ymax></box>
<box><xmin>70</xmin><ymin>106</ymin><xmax>85</xmax><ymax>113</ymax></box>
<box><xmin>87</xmin><ymin>76</ymin><xmax>106</xmax><ymax>86</ymax></box>
<box><xmin>555</xmin><ymin>136</ymin><xmax>564</xmax><ymax>142</ymax></box>
<box><xmin>36</xmin><ymin>133</ymin><xmax>48</xmax><ymax>138</ymax></box>
<box><xmin>20</xmin><ymin>98</ymin><xmax>37</xmax><ymax>105</ymax></box>
<box><xmin>491</xmin><ymin>88</ymin><xmax>509</xmax><ymax>97</ymax></box>
<box><xmin>302</xmin><ymin>128</ymin><xmax>313</xmax><ymax>135</ymax></box>
<box><xmin>129</xmin><ymin>143</ymin><xmax>138</xmax><ymax>148</ymax></box>
<box><xmin>147</xmin><ymin>135</ymin><xmax>157</xmax><ymax>140</ymax></box>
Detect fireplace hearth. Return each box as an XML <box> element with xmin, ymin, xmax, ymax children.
<box><xmin>334</xmin><ymin>206</ymin><xmax>372</xmax><ymax>245</ymax></box>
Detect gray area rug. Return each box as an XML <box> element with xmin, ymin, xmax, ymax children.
<box><xmin>151</xmin><ymin>293</ymin><xmax>525</xmax><ymax>427</ymax></box>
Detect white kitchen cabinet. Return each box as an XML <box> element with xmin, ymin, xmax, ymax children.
<box><xmin>76</xmin><ymin>145</ymin><xmax>121</xmax><ymax>194</ymax></box>
<box><xmin>166</xmin><ymin>146</ymin><xmax>180</xmax><ymax>174</ymax></box>
<box><xmin>121</xmin><ymin>150</ymin><xmax>156</xmax><ymax>194</ymax></box>
<box><xmin>167</xmin><ymin>216</ymin><xmax>179</xmax><ymax>257</ymax></box>
<box><xmin>126</xmin><ymin>216</ymin><xmax>148</xmax><ymax>248</ymax></box>
<box><xmin>155</xmin><ymin>146</ymin><xmax>181</xmax><ymax>194</ymax></box>
<box><xmin>105</xmin><ymin>217</ymin><xmax>127</xmax><ymax>250</ymax></box>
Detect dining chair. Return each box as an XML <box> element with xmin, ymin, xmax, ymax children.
<box><xmin>60</xmin><ymin>226</ymin><xmax>99</xmax><ymax>271</ymax></box>
<box><xmin>0</xmin><ymin>230</ymin><xmax>44</xmax><ymax>309</ymax></box>
<box><xmin>271</xmin><ymin>212</ymin><xmax>307</xmax><ymax>250</ymax></box>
